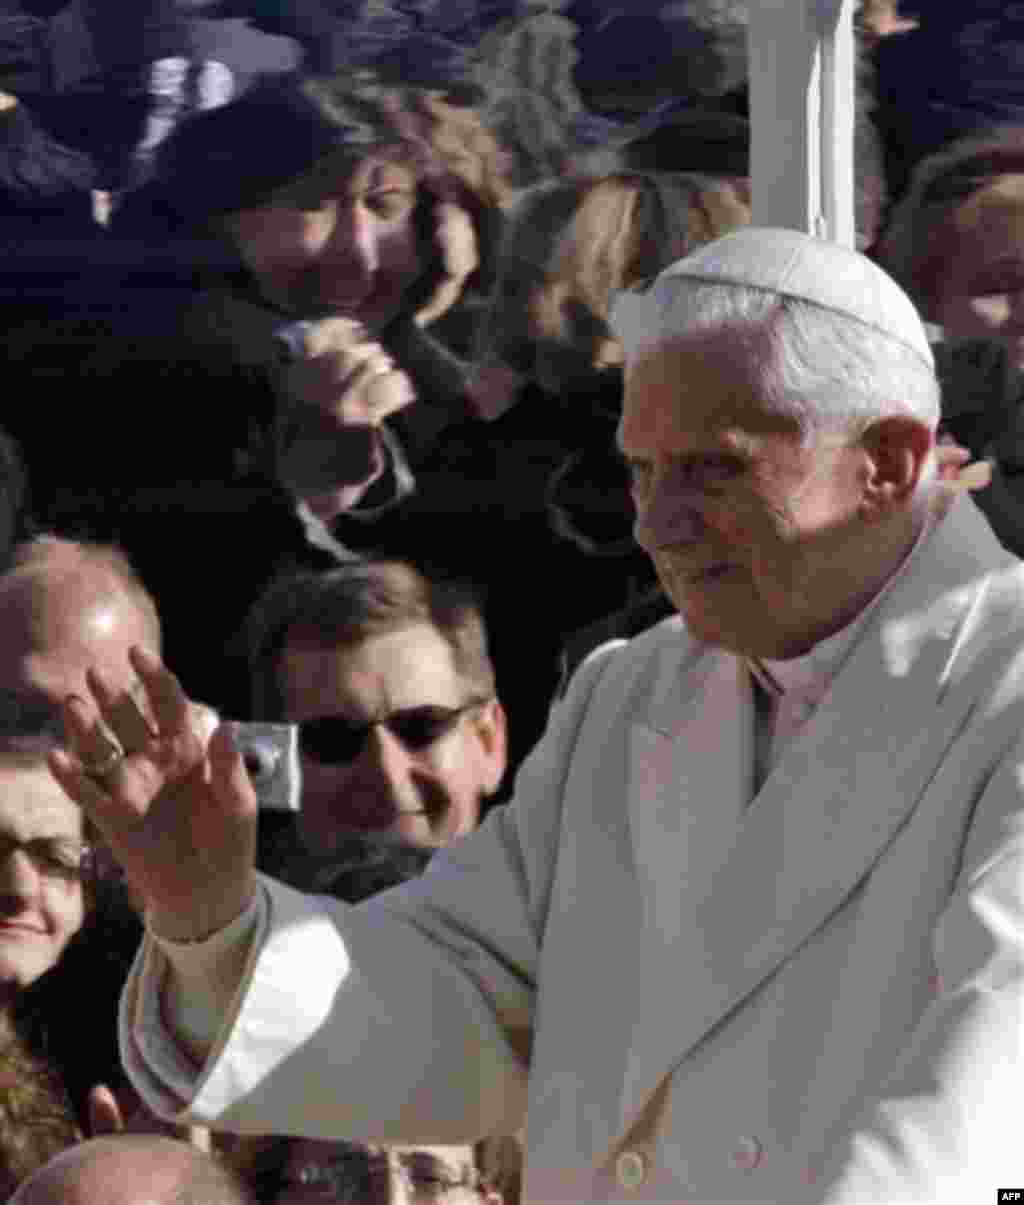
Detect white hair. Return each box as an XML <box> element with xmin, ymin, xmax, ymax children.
<box><xmin>625</xmin><ymin>281</ymin><xmax>942</xmax><ymax>509</ymax></box>
<box><xmin>632</xmin><ymin>281</ymin><xmax>940</xmax><ymax>440</ymax></box>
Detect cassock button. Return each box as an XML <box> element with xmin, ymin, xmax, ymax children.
<box><xmin>731</xmin><ymin>1135</ymin><xmax>763</xmax><ymax>1171</ymax></box>
<box><xmin>615</xmin><ymin>1150</ymin><xmax>648</xmax><ymax>1192</ymax></box>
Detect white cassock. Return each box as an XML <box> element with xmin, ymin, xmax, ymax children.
<box><xmin>122</xmin><ymin>495</ymin><xmax>1024</xmax><ymax>1204</ymax></box>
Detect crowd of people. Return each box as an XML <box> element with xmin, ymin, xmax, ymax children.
<box><xmin>0</xmin><ymin>1</ymin><xmax>1017</xmax><ymax>1202</ymax></box>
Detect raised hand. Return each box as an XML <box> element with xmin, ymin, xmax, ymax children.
<box><xmin>48</xmin><ymin>647</ymin><xmax>258</xmax><ymax>943</ymax></box>
<box><xmin>277</xmin><ymin>318</ymin><xmax>417</xmax><ymax>429</ymax></box>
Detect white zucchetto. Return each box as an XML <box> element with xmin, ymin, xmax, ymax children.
<box><xmin>609</xmin><ymin>227</ymin><xmax>934</xmax><ymax>368</ymax></box>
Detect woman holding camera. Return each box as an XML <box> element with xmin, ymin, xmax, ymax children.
<box><xmin>1</xmin><ymin>73</ymin><xmax>507</xmax><ymax>718</ymax></box>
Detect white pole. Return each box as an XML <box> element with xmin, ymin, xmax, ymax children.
<box><xmin>818</xmin><ymin>0</ymin><xmax>856</xmax><ymax>247</ymax></box>
<box><xmin>748</xmin><ymin>0</ymin><xmax>856</xmax><ymax>247</ymax></box>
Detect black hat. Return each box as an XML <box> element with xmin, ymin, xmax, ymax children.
<box><xmin>113</xmin><ymin>75</ymin><xmax>380</xmax><ymax>235</ymax></box>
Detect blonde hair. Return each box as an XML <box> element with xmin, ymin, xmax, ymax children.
<box><xmin>400</xmin><ymin>90</ymin><xmax>514</xmax><ymax>211</ymax></box>
<box><xmin>542</xmin><ymin>172</ymin><xmax>750</xmax><ymax>324</ymax></box>
<box><xmin>483</xmin><ymin>171</ymin><xmax>751</xmax><ymax>381</ymax></box>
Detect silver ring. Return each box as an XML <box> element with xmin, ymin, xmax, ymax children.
<box><xmin>83</xmin><ymin>742</ymin><xmax>124</xmax><ymax>780</ymax></box>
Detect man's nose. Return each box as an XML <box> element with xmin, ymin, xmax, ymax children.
<box><xmin>350</xmin><ymin>727</ymin><xmax>416</xmax><ymax>810</ymax></box>
<box><xmin>0</xmin><ymin>850</ymin><xmax>39</xmax><ymax>903</ymax></box>
<box><xmin>362</xmin><ymin>724</ymin><xmax>414</xmax><ymax>770</ymax></box>
<box><xmin>634</xmin><ymin>478</ymin><xmax>707</xmax><ymax>551</ymax></box>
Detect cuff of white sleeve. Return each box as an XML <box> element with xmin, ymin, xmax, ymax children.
<box><xmin>121</xmin><ymin>887</ymin><xmax>268</xmax><ymax>1116</ymax></box>
<box><xmin>153</xmin><ymin>890</ymin><xmax>265</xmax><ymax>1049</ymax></box>
<box><xmin>151</xmin><ymin>890</ymin><xmax>263</xmax><ymax>974</ymax></box>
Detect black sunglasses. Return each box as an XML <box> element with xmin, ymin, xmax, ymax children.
<box><xmin>298</xmin><ymin>700</ymin><xmax>487</xmax><ymax>765</ymax></box>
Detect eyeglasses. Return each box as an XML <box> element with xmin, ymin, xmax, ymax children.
<box><xmin>0</xmin><ymin>836</ymin><xmax>92</xmax><ymax>883</ymax></box>
<box><xmin>286</xmin><ymin>1150</ymin><xmax>486</xmax><ymax>1202</ymax></box>
<box><xmin>298</xmin><ymin>701</ymin><xmax>488</xmax><ymax>765</ymax></box>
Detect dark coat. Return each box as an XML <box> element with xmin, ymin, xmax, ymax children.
<box><xmin>1</xmin><ymin>248</ymin><xmax>336</xmax><ymax>717</ymax></box>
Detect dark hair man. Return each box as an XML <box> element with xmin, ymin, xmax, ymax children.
<box><xmin>246</xmin><ymin>559</ymin><xmax>506</xmax><ymax>849</ymax></box>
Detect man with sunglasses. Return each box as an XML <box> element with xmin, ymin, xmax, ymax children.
<box><xmin>246</xmin><ymin>560</ymin><xmax>507</xmax><ymax>851</ymax></box>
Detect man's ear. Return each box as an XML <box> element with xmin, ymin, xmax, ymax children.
<box><xmin>858</xmin><ymin>416</ymin><xmax>934</xmax><ymax>520</ymax></box>
<box><xmin>472</xmin><ymin>699</ymin><xmax>508</xmax><ymax>794</ymax></box>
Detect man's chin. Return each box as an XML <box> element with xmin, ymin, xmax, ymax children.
<box><xmin>668</xmin><ymin>599</ymin><xmax>777</xmax><ymax>659</ymax></box>
<box><xmin>300</xmin><ymin>813</ymin><xmax>430</xmax><ymax>854</ymax></box>
<box><xmin>0</xmin><ymin>957</ymin><xmax>46</xmax><ymax>994</ymax></box>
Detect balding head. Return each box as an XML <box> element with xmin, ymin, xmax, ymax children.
<box><xmin>0</xmin><ymin>539</ymin><xmax>161</xmax><ymax>733</ymax></box>
<box><xmin>10</xmin><ymin>1135</ymin><xmax>254</xmax><ymax>1205</ymax></box>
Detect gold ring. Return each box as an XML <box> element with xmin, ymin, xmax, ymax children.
<box><xmin>82</xmin><ymin>742</ymin><xmax>124</xmax><ymax>780</ymax></box>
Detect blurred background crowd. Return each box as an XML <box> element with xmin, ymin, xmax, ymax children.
<box><xmin>0</xmin><ymin>0</ymin><xmax>1020</xmax><ymax>1201</ymax></box>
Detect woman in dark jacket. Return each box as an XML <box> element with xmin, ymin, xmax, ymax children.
<box><xmin>1</xmin><ymin>73</ymin><xmax>506</xmax><ymax>716</ymax></box>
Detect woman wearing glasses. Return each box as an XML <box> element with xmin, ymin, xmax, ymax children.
<box><xmin>0</xmin><ymin>747</ymin><xmax>92</xmax><ymax>1011</ymax></box>
<box><xmin>1</xmin><ymin>732</ymin><xmax>219</xmax><ymax>1177</ymax></box>
<box><xmin>0</xmin><ymin>741</ymin><xmax>93</xmax><ymax>1192</ymax></box>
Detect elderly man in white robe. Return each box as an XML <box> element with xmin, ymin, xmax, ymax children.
<box><xmin>49</xmin><ymin>228</ymin><xmax>1023</xmax><ymax>1204</ymax></box>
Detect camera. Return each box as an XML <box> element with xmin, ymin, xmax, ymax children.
<box><xmin>226</xmin><ymin>722</ymin><xmax>302</xmax><ymax>812</ymax></box>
